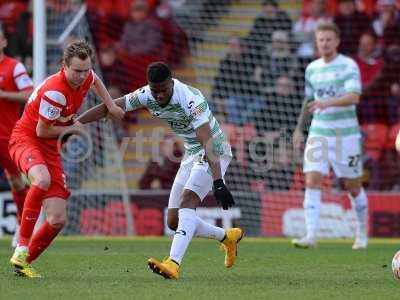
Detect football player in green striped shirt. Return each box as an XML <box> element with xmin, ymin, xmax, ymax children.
<box><xmin>292</xmin><ymin>23</ymin><xmax>368</xmax><ymax>250</ymax></box>
<box><xmin>78</xmin><ymin>62</ymin><xmax>243</xmax><ymax>279</ymax></box>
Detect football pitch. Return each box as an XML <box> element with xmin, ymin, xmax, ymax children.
<box><xmin>0</xmin><ymin>237</ymin><xmax>399</xmax><ymax>300</ymax></box>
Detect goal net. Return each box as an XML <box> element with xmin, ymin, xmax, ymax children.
<box><xmin>166</xmin><ymin>0</ymin><xmax>400</xmax><ymax>238</ymax></box>
<box><xmin>46</xmin><ymin>1</ymin><xmax>133</xmax><ymax>235</ymax></box>
<box><xmin>41</xmin><ymin>0</ymin><xmax>400</xmax><ymax>238</ymax></box>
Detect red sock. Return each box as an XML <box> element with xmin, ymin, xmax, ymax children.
<box><xmin>19</xmin><ymin>185</ymin><xmax>46</xmax><ymax>247</ymax></box>
<box><xmin>27</xmin><ymin>221</ymin><xmax>61</xmax><ymax>263</ymax></box>
<box><xmin>12</xmin><ymin>188</ymin><xmax>28</xmax><ymax>224</ymax></box>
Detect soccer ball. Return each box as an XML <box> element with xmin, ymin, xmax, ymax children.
<box><xmin>392</xmin><ymin>250</ymin><xmax>400</xmax><ymax>280</ymax></box>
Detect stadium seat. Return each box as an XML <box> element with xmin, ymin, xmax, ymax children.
<box><xmin>134</xmin><ymin>208</ymin><xmax>163</xmax><ymax>236</ymax></box>
<box><xmin>361</xmin><ymin>123</ymin><xmax>388</xmax><ymax>160</ymax></box>
<box><xmin>79</xmin><ymin>208</ymin><xmax>106</xmax><ymax>235</ymax></box>
<box><xmin>104</xmin><ymin>202</ymin><xmax>130</xmax><ymax>235</ymax></box>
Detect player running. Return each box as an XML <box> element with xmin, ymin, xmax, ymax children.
<box><xmin>9</xmin><ymin>40</ymin><xmax>125</xmax><ymax>278</ymax></box>
<box><xmin>292</xmin><ymin>22</ymin><xmax>368</xmax><ymax>250</ymax></box>
<box><xmin>78</xmin><ymin>62</ymin><xmax>243</xmax><ymax>279</ymax></box>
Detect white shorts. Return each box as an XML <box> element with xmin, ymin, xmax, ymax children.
<box><xmin>168</xmin><ymin>152</ymin><xmax>232</xmax><ymax>208</ymax></box>
<box><xmin>303</xmin><ymin>135</ymin><xmax>363</xmax><ymax>179</ymax></box>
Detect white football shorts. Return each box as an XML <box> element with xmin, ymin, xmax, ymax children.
<box><xmin>168</xmin><ymin>152</ymin><xmax>232</xmax><ymax>208</ymax></box>
<box><xmin>303</xmin><ymin>135</ymin><xmax>363</xmax><ymax>179</ymax></box>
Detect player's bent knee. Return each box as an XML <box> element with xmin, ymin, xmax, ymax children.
<box><xmin>305</xmin><ymin>173</ymin><xmax>323</xmax><ymax>189</ymax></box>
<box><xmin>181</xmin><ymin>190</ymin><xmax>200</xmax><ymax>209</ymax></box>
<box><xmin>344</xmin><ymin>179</ymin><xmax>362</xmax><ymax>197</ymax></box>
<box><xmin>47</xmin><ymin>214</ymin><xmax>66</xmax><ymax>229</ymax></box>
<box><xmin>167</xmin><ymin>219</ymin><xmax>178</xmax><ymax>231</ymax></box>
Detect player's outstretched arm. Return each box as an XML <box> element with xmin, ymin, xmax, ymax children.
<box><xmin>195</xmin><ymin>123</ymin><xmax>234</xmax><ymax>210</ymax></box>
<box><xmin>77</xmin><ymin>97</ymin><xmax>125</xmax><ymax>124</ymax></box>
<box><xmin>36</xmin><ymin>118</ymin><xmax>84</xmax><ymax>139</ymax></box>
<box><xmin>91</xmin><ymin>72</ymin><xmax>125</xmax><ymax>120</ymax></box>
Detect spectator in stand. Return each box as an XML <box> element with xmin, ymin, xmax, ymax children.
<box><xmin>293</xmin><ymin>0</ymin><xmax>332</xmax><ymax>59</ymax></box>
<box><xmin>85</xmin><ymin>0</ymin><xmax>129</xmax><ymax>47</ymax></box>
<box><xmin>117</xmin><ymin>0</ymin><xmax>164</xmax><ymax>91</ymax></box>
<box><xmin>155</xmin><ymin>1</ymin><xmax>190</xmax><ymax>67</ymax></box>
<box><xmin>360</xmin><ymin>44</ymin><xmax>400</xmax><ymax>123</ymax></box>
<box><xmin>354</xmin><ymin>31</ymin><xmax>384</xmax><ymax>125</ymax></box>
<box><xmin>139</xmin><ymin>133</ymin><xmax>183</xmax><ymax>189</ymax></box>
<box><xmin>211</xmin><ymin>34</ymin><xmax>262</xmax><ymax>125</ymax></box>
<box><xmin>98</xmin><ymin>43</ymin><xmax>125</xmax><ymax>91</ymax></box>
<box><xmin>0</xmin><ymin>1</ymin><xmax>28</xmax><ymax>36</ymax></box>
<box><xmin>255</xmin><ymin>30</ymin><xmax>302</xmax><ymax>93</ymax></box>
<box><xmin>258</xmin><ymin>75</ymin><xmax>303</xmax><ymax>134</ymax></box>
<box><xmin>372</xmin><ymin>0</ymin><xmax>400</xmax><ymax>48</ymax></box>
<box><xmin>246</xmin><ymin>0</ymin><xmax>292</xmax><ymax>59</ymax></box>
<box><xmin>333</xmin><ymin>0</ymin><xmax>373</xmax><ymax>55</ymax></box>
<box><xmin>354</xmin><ymin>31</ymin><xmax>384</xmax><ymax>91</ymax></box>
<box><xmin>8</xmin><ymin>1</ymin><xmax>32</xmax><ymax>64</ymax></box>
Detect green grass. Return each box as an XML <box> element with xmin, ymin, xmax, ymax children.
<box><xmin>1</xmin><ymin>237</ymin><xmax>400</xmax><ymax>299</ymax></box>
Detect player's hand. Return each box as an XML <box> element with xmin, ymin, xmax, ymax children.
<box><xmin>307</xmin><ymin>100</ymin><xmax>328</xmax><ymax>113</ymax></box>
<box><xmin>71</xmin><ymin>120</ymin><xmax>85</xmax><ymax>134</ymax></box>
<box><xmin>293</xmin><ymin>128</ymin><xmax>304</xmax><ymax>151</ymax></box>
<box><xmin>213</xmin><ymin>179</ymin><xmax>235</xmax><ymax>210</ymax></box>
<box><xmin>108</xmin><ymin>105</ymin><xmax>125</xmax><ymax>121</ymax></box>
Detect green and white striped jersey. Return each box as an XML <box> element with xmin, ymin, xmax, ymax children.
<box><xmin>305</xmin><ymin>54</ymin><xmax>362</xmax><ymax>138</ymax></box>
<box><xmin>124</xmin><ymin>78</ymin><xmax>230</xmax><ymax>158</ymax></box>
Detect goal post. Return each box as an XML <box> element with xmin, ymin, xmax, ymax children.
<box><xmin>36</xmin><ymin>0</ymin><xmax>133</xmax><ymax>235</ymax></box>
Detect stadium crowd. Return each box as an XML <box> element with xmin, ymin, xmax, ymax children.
<box><xmin>0</xmin><ymin>0</ymin><xmax>399</xmax><ymax>193</ymax></box>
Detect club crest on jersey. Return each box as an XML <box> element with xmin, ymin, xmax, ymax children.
<box><xmin>47</xmin><ymin>106</ymin><xmax>60</xmax><ymax>119</ymax></box>
<box><xmin>153</xmin><ymin>111</ymin><xmax>161</xmax><ymax>117</ymax></box>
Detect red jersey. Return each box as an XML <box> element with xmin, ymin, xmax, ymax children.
<box><xmin>12</xmin><ymin>68</ymin><xmax>94</xmax><ymax>151</ymax></box>
<box><xmin>0</xmin><ymin>55</ymin><xmax>33</xmax><ymax>140</ymax></box>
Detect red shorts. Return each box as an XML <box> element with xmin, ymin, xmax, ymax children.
<box><xmin>0</xmin><ymin>138</ymin><xmax>20</xmax><ymax>176</ymax></box>
<box><xmin>9</xmin><ymin>136</ymin><xmax>71</xmax><ymax>200</ymax></box>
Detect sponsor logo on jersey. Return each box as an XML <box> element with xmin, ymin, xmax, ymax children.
<box><xmin>47</xmin><ymin>106</ymin><xmax>60</xmax><ymax>119</ymax></box>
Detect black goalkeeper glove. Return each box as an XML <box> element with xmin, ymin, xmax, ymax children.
<box><xmin>213</xmin><ymin>179</ymin><xmax>235</xmax><ymax>210</ymax></box>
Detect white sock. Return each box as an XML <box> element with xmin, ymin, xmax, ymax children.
<box><xmin>16</xmin><ymin>245</ymin><xmax>28</xmax><ymax>252</ymax></box>
<box><xmin>304</xmin><ymin>188</ymin><xmax>321</xmax><ymax>240</ymax></box>
<box><xmin>349</xmin><ymin>188</ymin><xmax>368</xmax><ymax>238</ymax></box>
<box><xmin>169</xmin><ymin>208</ymin><xmax>198</xmax><ymax>264</ymax></box>
<box><xmin>195</xmin><ymin>218</ymin><xmax>225</xmax><ymax>241</ymax></box>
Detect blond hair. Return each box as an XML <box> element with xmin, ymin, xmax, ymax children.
<box><xmin>63</xmin><ymin>40</ymin><xmax>93</xmax><ymax>66</ymax></box>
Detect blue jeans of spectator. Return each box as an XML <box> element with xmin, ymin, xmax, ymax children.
<box><xmin>224</xmin><ymin>95</ymin><xmax>264</xmax><ymax>125</ymax></box>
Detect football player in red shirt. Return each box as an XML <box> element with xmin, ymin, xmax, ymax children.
<box><xmin>9</xmin><ymin>40</ymin><xmax>124</xmax><ymax>278</ymax></box>
<box><xmin>0</xmin><ymin>25</ymin><xmax>33</xmax><ymax>246</ymax></box>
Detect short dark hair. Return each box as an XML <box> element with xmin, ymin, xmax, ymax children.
<box><xmin>315</xmin><ymin>22</ymin><xmax>341</xmax><ymax>38</ymax></box>
<box><xmin>147</xmin><ymin>62</ymin><xmax>171</xmax><ymax>83</ymax></box>
<box><xmin>63</xmin><ymin>40</ymin><xmax>93</xmax><ymax>66</ymax></box>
